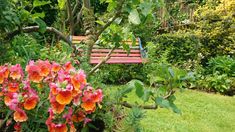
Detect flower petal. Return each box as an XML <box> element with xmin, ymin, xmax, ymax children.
<box><xmin>13</xmin><ymin>109</ymin><xmax>28</xmax><ymax>122</ymax></box>
<box><xmin>23</xmin><ymin>97</ymin><xmax>38</xmax><ymax>110</ymax></box>
<box><xmin>51</xmin><ymin>101</ymin><xmax>65</xmax><ymax>114</ymax></box>
<box><xmin>8</xmin><ymin>82</ymin><xmax>19</xmax><ymax>92</ymax></box>
<box><xmin>81</xmin><ymin>101</ymin><xmax>96</xmax><ymax>112</ymax></box>
<box><xmin>56</xmin><ymin>90</ymin><xmax>72</xmax><ymax>105</ymax></box>
<box><xmin>52</xmin><ymin>124</ymin><xmax>68</xmax><ymax>132</ymax></box>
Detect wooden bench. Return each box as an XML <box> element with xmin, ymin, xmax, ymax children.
<box><xmin>71</xmin><ymin>36</ymin><xmax>146</xmax><ymax>64</ymax></box>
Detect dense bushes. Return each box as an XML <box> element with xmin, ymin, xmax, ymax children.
<box><xmin>150</xmin><ymin>0</ymin><xmax>234</xmax><ymax>67</ymax></box>
<box><xmin>95</xmin><ymin>64</ymin><xmax>147</xmax><ymax>84</ymax></box>
<box><xmin>143</xmin><ymin>0</ymin><xmax>235</xmax><ymax>95</ymax></box>
<box><xmin>207</xmin><ymin>56</ymin><xmax>235</xmax><ymax>76</ymax></box>
<box><xmin>151</xmin><ymin>32</ymin><xmax>201</xmax><ymax>68</ymax></box>
<box><xmin>148</xmin><ymin>32</ymin><xmax>234</xmax><ymax>95</ymax></box>
<box><xmin>194</xmin><ymin>0</ymin><xmax>235</xmax><ymax>60</ymax></box>
<box><xmin>191</xmin><ymin>56</ymin><xmax>235</xmax><ymax>95</ymax></box>
<box><xmin>0</xmin><ymin>34</ymin><xmax>74</xmax><ymax>67</ymax></box>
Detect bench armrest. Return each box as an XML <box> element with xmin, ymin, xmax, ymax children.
<box><xmin>138</xmin><ymin>38</ymin><xmax>147</xmax><ymax>58</ymax></box>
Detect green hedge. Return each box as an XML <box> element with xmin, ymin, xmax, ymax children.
<box><xmin>150</xmin><ymin>32</ymin><xmax>201</xmax><ymax>69</ymax></box>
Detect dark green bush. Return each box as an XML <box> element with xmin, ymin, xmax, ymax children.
<box><xmin>207</xmin><ymin>56</ymin><xmax>235</xmax><ymax>77</ymax></box>
<box><xmin>0</xmin><ymin>34</ymin><xmax>42</xmax><ymax>66</ymax></box>
<box><xmin>95</xmin><ymin>64</ymin><xmax>147</xmax><ymax>84</ymax></box>
<box><xmin>150</xmin><ymin>32</ymin><xmax>201</xmax><ymax>69</ymax></box>
<box><xmin>0</xmin><ymin>34</ymin><xmax>74</xmax><ymax>67</ymax></box>
<box><xmin>189</xmin><ymin>56</ymin><xmax>235</xmax><ymax>95</ymax></box>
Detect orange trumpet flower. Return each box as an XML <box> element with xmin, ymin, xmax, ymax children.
<box><xmin>13</xmin><ymin>109</ymin><xmax>28</xmax><ymax>122</ymax></box>
<box><xmin>56</xmin><ymin>90</ymin><xmax>72</xmax><ymax>105</ymax></box>
<box><xmin>23</xmin><ymin>96</ymin><xmax>38</xmax><ymax>110</ymax></box>
<box><xmin>26</xmin><ymin>62</ymin><xmax>43</xmax><ymax>83</ymax></box>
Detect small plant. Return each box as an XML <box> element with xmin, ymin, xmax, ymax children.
<box><xmin>0</xmin><ymin>60</ymin><xmax>103</xmax><ymax>131</ymax></box>
<box><xmin>205</xmin><ymin>73</ymin><xmax>232</xmax><ymax>93</ymax></box>
<box><xmin>207</xmin><ymin>56</ymin><xmax>235</xmax><ymax>77</ymax></box>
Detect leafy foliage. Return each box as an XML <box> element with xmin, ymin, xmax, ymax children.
<box><xmin>191</xmin><ymin>56</ymin><xmax>235</xmax><ymax>94</ymax></box>
<box><xmin>0</xmin><ymin>35</ymin><xmax>41</xmax><ymax>66</ymax></box>
<box><xmin>121</xmin><ymin>107</ymin><xmax>145</xmax><ymax>132</ymax></box>
<box><xmin>94</xmin><ymin>64</ymin><xmax>146</xmax><ymax>84</ymax></box>
<box><xmin>194</xmin><ymin>0</ymin><xmax>235</xmax><ymax>64</ymax></box>
<box><xmin>150</xmin><ymin>32</ymin><xmax>201</xmax><ymax>69</ymax></box>
<box><xmin>207</xmin><ymin>56</ymin><xmax>235</xmax><ymax>77</ymax></box>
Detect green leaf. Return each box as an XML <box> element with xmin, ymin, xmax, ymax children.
<box><xmin>32</xmin><ymin>12</ymin><xmax>45</xmax><ymax>19</ymax></box>
<box><xmin>123</xmin><ymin>44</ymin><xmax>130</xmax><ymax>54</ymax></box>
<box><xmin>135</xmin><ymin>80</ymin><xmax>144</xmax><ymax>98</ymax></box>
<box><xmin>114</xmin><ymin>17</ymin><xmax>122</xmax><ymax>24</ymax></box>
<box><xmin>33</xmin><ymin>0</ymin><xmax>51</xmax><ymax>8</ymax></box>
<box><xmin>131</xmin><ymin>34</ymin><xmax>136</xmax><ymax>46</ymax></box>
<box><xmin>168</xmin><ymin>67</ymin><xmax>175</xmax><ymax>77</ymax></box>
<box><xmin>58</xmin><ymin>0</ymin><xmax>66</xmax><ymax>10</ymax></box>
<box><xmin>141</xmin><ymin>90</ymin><xmax>152</xmax><ymax>102</ymax></box>
<box><xmin>170</xmin><ymin>102</ymin><xmax>181</xmax><ymax>114</ymax></box>
<box><xmin>121</xmin><ymin>87</ymin><xmax>133</xmax><ymax>96</ymax></box>
<box><xmin>96</xmin><ymin>20</ymin><xmax>105</xmax><ymax>26</ymax></box>
<box><xmin>19</xmin><ymin>9</ymin><xmax>30</xmax><ymax>21</ymax></box>
<box><xmin>61</xmin><ymin>41</ymin><xmax>73</xmax><ymax>54</ymax></box>
<box><xmin>139</xmin><ymin>2</ymin><xmax>153</xmax><ymax>16</ymax></box>
<box><xmin>81</xmin><ymin>126</ymin><xmax>89</xmax><ymax>132</ymax></box>
<box><xmin>128</xmin><ymin>9</ymin><xmax>141</xmax><ymax>25</ymax></box>
<box><xmin>107</xmin><ymin>1</ymin><xmax>117</xmax><ymax>12</ymax></box>
<box><xmin>126</xmin><ymin>80</ymin><xmax>144</xmax><ymax>98</ymax></box>
<box><xmin>154</xmin><ymin>76</ymin><xmax>165</xmax><ymax>82</ymax></box>
<box><xmin>155</xmin><ymin>97</ymin><xmax>170</xmax><ymax>108</ymax></box>
<box><xmin>35</xmin><ymin>18</ymin><xmax>47</xmax><ymax>33</ymax></box>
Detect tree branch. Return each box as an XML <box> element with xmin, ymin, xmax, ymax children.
<box><xmin>120</xmin><ymin>90</ymin><xmax>175</xmax><ymax>110</ymax></box>
<box><xmin>74</xmin><ymin>7</ymin><xmax>83</xmax><ymax>28</ymax></box>
<box><xmin>72</xmin><ymin>0</ymin><xmax>81</xmax><ymax>16</ymax></box>
<box><xmin>96</xmin><ymin>12</ymin><xmax>120</xmax><ymax>39</ymax></box>
<box><xmin>67</xmin><ymin>0</ymin><xmax>74</xmax><ymax>35</ymax></box>
<box><xmin>163</xmin><ymin>90</ymin><xmax>175</xmax><ymax>99</ymax></box>
<box><xmin>121</xmin><ymin>101</ymin><xmax>158</xmax><ymax>110</ymax></box>
<box><xmin>96</xmin><ymin>0</ymin><xmax>125</xmax><ymax>39</ymax></box>
<box><xmin>88</xmin><ymin>46</ymin><xmax>116</xmax><ymax>76</ymax></box>
<box><xmin>7</xmin><ymin>26</ymin><xmax>72</xmax><ymax>45</ymax></box>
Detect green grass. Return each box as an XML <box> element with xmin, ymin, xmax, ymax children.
<box><xmin>104</xmin><ymin>85</ymin><xmax>235</xmax><ymax>132</ymax></box>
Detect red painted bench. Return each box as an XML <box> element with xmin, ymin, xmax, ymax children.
<box><xmin>71</xmin><ymin>36</ymin><xmax>146</xmax><ymax>64</ymax></box>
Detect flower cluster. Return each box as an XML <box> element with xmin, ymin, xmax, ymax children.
<box><xmin>0</xmin><ymin>61</ymin><xmax>103</xmax><ymax>132</ymax></box>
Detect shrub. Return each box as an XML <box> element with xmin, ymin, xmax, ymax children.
<box><xmin>0</xmin><ymin>35</ymin><xmax>42</xmax><ymax>66</ymax></box>
<box><xmin>95</xmin><ymin>64</ymin><xmax>147</xmax><ymax>84</ymax></box>
<box><xmin>150</xmin><ymin>32</ymin><xmax>201</xmax><ymax>69</ymax></box>
<box><xmin>207</xmin><ymin>56</ymin><xmax>235</xmax><ymax>77</ymax></box>
<box><xmin>0</xmin><ymin>60</ymin><xmax>103</xmax><ymax>131</ymax></box>
<box><xmin>194</xmin><ymin>0</ymin><xmax>235</xmax><ymax>65</ymax></box>
<box><xmin>189</xmin><ymin>56</ymin><xmax>235</xmax><ymax>95</ymax></box>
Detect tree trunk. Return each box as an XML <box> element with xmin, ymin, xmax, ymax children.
<box><xmin>82</xmin><ymin>0</ymin><xmax>96</xmax><ymax>62</ymax></box>
<box><xmin>67</xmin><ymin>0</ymin><xmax>74</xmax><ymax>35</ymax></box>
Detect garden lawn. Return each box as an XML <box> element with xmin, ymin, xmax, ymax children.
<box><xmin>104</xmin><ymin>86</ymin><xmax>235</xmax><ymax>132</ymax></box>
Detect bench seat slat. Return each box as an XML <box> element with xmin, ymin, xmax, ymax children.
<box><xmin>90</xmin><ymin>59</ymin><xmax>143</xmax><ymax>64</ymax></box>
<box><xmin>91</xmin><ymin>49</ymin><xmax>140</xmax><ymax>53</ymax></box>
<box><xmin>91</xmin><ymin>53</ymin><xmax>141</xmax><ymax>57</ymax></box>
<box><xmin>77</xmin><ymin>49</ymin><xmax>141</xmax><ymax>53</ymax></box>
<box><xmin>91</xmin><ymin>57</ymin><xmax>142</xmax><ymax>60</ymax></box>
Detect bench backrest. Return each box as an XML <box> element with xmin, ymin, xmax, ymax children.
<box><xmin>71</xmin><ymin>36</ymin><xmax>144</xmax><ymax>64</ymax></box>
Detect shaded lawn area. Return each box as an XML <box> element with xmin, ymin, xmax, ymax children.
<box><xmin>104</xmin><ymin>85</ymin><xmax>235</xmax><ymax>132</ymax></box>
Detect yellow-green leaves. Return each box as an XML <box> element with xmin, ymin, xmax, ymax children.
<box><xmin>139</xmin><ymin>2</ymin><xmax>153</xmax><ymax>16</ymax></box>
<box><xmin>33</xmin><ymin>0</ymin><xmax>51</xmax><ymax>8</ymax></box>
<box><xmin>128</xmin><ymin>9</ymin><xmax>141</xmax><ymax>25</ymax></box>
<box><xmin>58</xmin><ymin>0</ymin><xmax>66</xmax><ymax>10</ymax></box>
